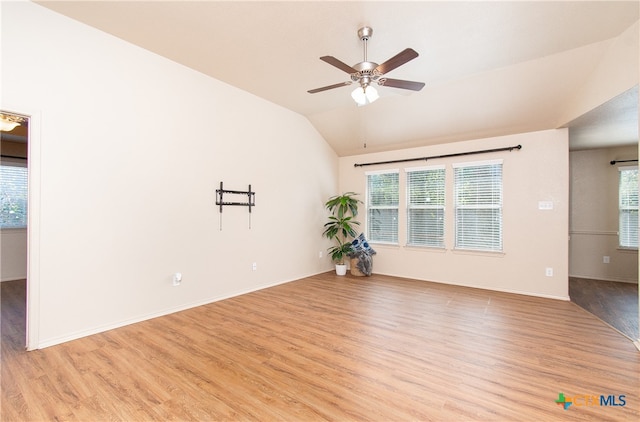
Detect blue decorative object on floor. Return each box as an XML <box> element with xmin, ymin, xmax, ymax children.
<box><xmin>349</xmin><ymin>233</ymin><xmax>376</xmax><ymax>276</ymax></box>
<box><xmin>351</xmin><ymin>233</ymin><xmax>376</xmax><ymax>255</ymax></box>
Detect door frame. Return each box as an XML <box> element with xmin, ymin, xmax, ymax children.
<box><xmin>2</xmin><ymin>107</ymin><xmax>41</xmax><ymax>350</ymax></box>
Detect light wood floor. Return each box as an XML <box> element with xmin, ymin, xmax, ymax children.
<box><xmin>2</xmin><ymin>274</ymin><xmax>639</xmax><ymax>421</ymax></box>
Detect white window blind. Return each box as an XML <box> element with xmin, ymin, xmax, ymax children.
<box><xmin>618</xmin><ymin>166</ymin><xmax>638</xmax><ymax>249</ymax></box>
<box><xmin>406</xmin><ymin>166</ymin><xmax>445</xmax><ymax>248</ymax></box>
<box><xmin>0</xmin><ymin>160</ymin><xmax>28</xmax><ymax>229</ymax></box>
<box><xmin>367</xmin><ymin>170</ymin><xmax>399</xmax><ymax>244</ymax></box>
<box><xmin>454</xmin><ymin>160</ymin><xmax>503</xmax><ymax>252</ymax></box>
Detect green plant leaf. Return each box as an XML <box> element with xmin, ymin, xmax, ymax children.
<box><xmin>323</xmin><ymin>192</ymin><xmax>362</xmax><ymax>263</ymax></box>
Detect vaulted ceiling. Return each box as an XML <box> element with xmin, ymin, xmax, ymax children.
<box><xmin>36</xmin><ymin>1</ymin><xmax>639</xmax><ymax>156</ymax></box>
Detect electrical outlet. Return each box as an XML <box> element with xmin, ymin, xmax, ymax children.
<box><xmin>252</xmin><ymin>262</ymin><xmax>257</xmax><ymax>271</ymax></box>
<box><xmin>603</xmin><ymin>256</ymin><xmax>610</xmax><ymax>264</ymax></box>
<box><xmin>319</xmin><ymin>251</ymin><xmax>323</xmax><ymax>258</ymax></box>
<box><xmin>545</xmin><ymin>267</ymin><xmax>553</xmax><ymax>277</ymax></box>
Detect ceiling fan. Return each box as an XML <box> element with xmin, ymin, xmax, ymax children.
<box><xmin>308</xmin><ymin>26</ymin><xmax>425</xmax><ymax>106</ymax></box>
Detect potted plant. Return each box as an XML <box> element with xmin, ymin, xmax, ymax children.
<box><xmin>323</xmin><ymin>192</ymin><xmax>362</xmax><ymax>275</ymax></box>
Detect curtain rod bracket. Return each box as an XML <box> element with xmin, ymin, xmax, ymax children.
<box><xmin>610</xmin><ymin>159</ymin><xmax>638</xmax><ymax>165</ymax></box>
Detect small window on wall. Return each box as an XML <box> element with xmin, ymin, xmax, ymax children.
<box><xmin>618</xmin><ymin>166</ymin><xmax>638</xmax><ymax>249</ymax></box>
<box><xmin>366</xmin><ymin>170</ymin><xmax>399</xmax><ymax>244</ymax></box>
<box><xmin>0</xmin><ymin>159</ymin><xmax>28</xmax><ymax>229</ymax></box>
<box><xmin>406</xmin><ymin>166</ymin><xmax>445</xmax><ymax>248</ymax></box>
<box><xmin>454</xmin><ymin>160</ymin><xmax>503</xmax><ymax>252</ymax></box>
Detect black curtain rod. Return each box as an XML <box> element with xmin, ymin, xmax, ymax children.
<box><xmin>0</xmin><ymin>154</ymin><xmax>27</xmax><ymax>160</ymax></box>
<box><xmin>353</xmin><ymin>144</ymin><xmax>522</xmax><ymax>168</ymax></box>
<box><xmin>610</xmin><ymin>159</ymin><xmax>638</xmax><ymax>165</ymax></box>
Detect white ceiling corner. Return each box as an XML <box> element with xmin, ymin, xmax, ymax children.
<box><xmin>35</xmin><ymin>0</ymin><xmax>639</xmax><ymax>155</ymax></box>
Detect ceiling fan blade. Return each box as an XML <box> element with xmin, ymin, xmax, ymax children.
<box><xmin>379</xmin><ymin>78</ymin><xmax>425</xmax><ymax>91</ymax></box>
<box><xmin>375</xmin><ymin>48</ymin><xmax>419</xmax><ymax>75</ymax></box>
<box><xmin>320</xmin><ymin>56</ymin><xmax>358</xmax><ymax>74</ymax></box>
<box><xmin>307</xmin><ymin>81</ymin><xmax>352</xmax><ymax>94</ymax></box>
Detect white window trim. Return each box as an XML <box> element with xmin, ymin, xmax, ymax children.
<box><xmin>365</xmin><ymin>168</ymin><xmax>400</xmax><ymax>176</ymax></box>
<box><xmin>618</xmin><ymin>165</ymin><xmax>638</xmax><ymax>250</ymax></box>
<box><xmin>1</xmin><ymin>158</ymin><xmax>28</xmax><ymax>230</ymax></box>
<box><xmin>404</xmin><ymin>164</ymin><xmax>445</xmax><ymax>173</ymax></box>
<box><xmin>452</xmin><ymin>158</ymin><xmax>503</xmax><ymax>168</ymax></box>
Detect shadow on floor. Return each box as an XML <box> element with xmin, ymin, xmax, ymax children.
<box><xmin>569</xmin><ymin>277</ymin><xmax>638</xmax><ymax>340</ymax></box>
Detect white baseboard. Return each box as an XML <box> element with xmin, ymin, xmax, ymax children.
<box><xmin>373</xmin><ymin>271</ymin><xmax>570</xmax><ymax>301</ymax></box>
<box><xmin>569</xmin><ymin>274</ymin><xmax>638</xmax><ymax>284</ymax></box>
<box><xmin>33</xmin><ymin>269</ymin><xmax>330</xmax><ymax>350</ymax></box>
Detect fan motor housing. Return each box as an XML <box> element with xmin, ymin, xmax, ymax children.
<box><xmin>351</xmin><ymin>61</ymin><xmax>382</xmax><ymax>85</ymax></box>
<box><xmin>353</xmin><ymin>61</ymin><xmax>378</xmax><ymax>73</ymax></box>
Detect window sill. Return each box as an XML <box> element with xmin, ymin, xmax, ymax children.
<box><xmin>1</xmin><ymin>227</ymin><xmax>27</xmax><ymax>232</ymax></box>
<box><xmin>616</xmin><ymin>247</ymin><xmax>638</xmax><ymax>253</ymax></box>
<box><xmin>404</xmin><ymin>245</ymin><xmax>447</xmax><ymax>253</ymax></box>
<box><xmin>369</xmin><ymin>242</ymin><xmax>400</xmax><ymax>249</ymax></box>
<box><xmin>452</xmin><ymin>248</ymin><xmax>505</xmax><ymax>258</ymax></box>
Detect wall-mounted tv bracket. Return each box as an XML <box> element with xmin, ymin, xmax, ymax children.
<box><xmin>215</xmin><ymin>182</ymin><xmax>256</xmax><ymax>230</ymax></box>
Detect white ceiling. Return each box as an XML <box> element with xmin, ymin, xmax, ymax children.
<box><xmin>36</xmin><ymin>0</ymin><xmax>639</xmax><ymax>156</ymax></box>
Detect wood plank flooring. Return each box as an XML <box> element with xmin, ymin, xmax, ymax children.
<box><xmin>2</xmin><ymin>274</ymin><xmax>639</xmax><ymax>421</ymax></box>
<box><xmin>569</xmin><ymin>277</ymin><xmax>639</xmax><ymax>340</ymax></box>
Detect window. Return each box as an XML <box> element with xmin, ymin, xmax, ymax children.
<box><xmin>618</xmin><ymin>166</ymin><xmax>638</xmax><ymax>249</ymax></box>
<box><xmin>406</xmin><ymin>166</ymin><xmax>445</xmax><ymax>248</ymax></box>
<box><xmin>454</xmin><ymin>160</ymin><xmax>503</xmax><ymax>252</ymax></box>
<box><xmin>366</xmin><ymin>170</ymin><xmax>399</xmax><ymax>243</ymax></box>
<box><xmin>0</xmin><ymin>160</ymin><xmax>28</xmax><ymax>229</ymax></box>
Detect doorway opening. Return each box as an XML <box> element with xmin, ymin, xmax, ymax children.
<box><xmin>0</xmin><ymin>111</ymin><xmax>30</xmax><ymax>350</ymax></box>
<box><xmin>566</xmin><ymin>86</ymin><xmax>639</xmax><ymax>344</ymax></box>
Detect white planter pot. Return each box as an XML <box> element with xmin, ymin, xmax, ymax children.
<box><xmin>335</xmin><ymin>264</ymin><xmax>347</xmax><ymax>276</ymax></box>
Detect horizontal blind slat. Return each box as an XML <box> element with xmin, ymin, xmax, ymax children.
<box><xmin>407</xmin><ymin>168</ymin><xmax>445</xmax><ymax>247</ymax></box>
<box><xmin>0</xmin><ymin>164</ymin><xmax>28</xmax><ymax>228</ymax></box>
<box><xmin>619</xmin><ymin>168</ymin><xmax>638</xmax><ymax>248</ymax></box>
<box><xmin>368</xmin><ymin>172</ymin><xmax>399</xmax><ymax>243</ymax></box>
<box><xmin>454</xmin><ymin>163</ymin><xmax>502</xmax><ymax>252</ymax></box>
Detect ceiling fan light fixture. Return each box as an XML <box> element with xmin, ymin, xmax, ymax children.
<box><xmin>351</xmin><ymin>85</ymin><xmax>379</xmax><ymax>106</ymax></box>
<box><xmin>365</xmin><ymin>85</ymin><xmax>379</xmax><ymax>103</ymax></box>
<box><xmin>0</xmin><ymin>114</ymin><xmax>26</xmax><ymax>132</ymax></box>
<box><xmin>308</xmin><ymin>26</ymin><xmax>424</xmax><ymax>101</ymax></box>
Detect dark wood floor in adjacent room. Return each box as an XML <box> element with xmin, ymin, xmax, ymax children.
<box><xmin>569</xmin><ymin>277</ymin><xmax>639</xmax><ymax>340</ymax></box>
<box><xmin>2</xmin><ymin>274</ymin><xmax>639</xmax><ymax>421</ymax></box>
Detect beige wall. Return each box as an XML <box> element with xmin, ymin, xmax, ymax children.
<box><xmin>339</xmin><ymin>129</ymin><xmax>569</xmax><ymax>299</ymax></box>
<box><xmin>2</xmin><ymin>2</ymin><xmax>337</xmax><ymax>349</ymax></box>
<box><xmin>0</xmin><ymin>139</ymin><xmax>28</xmax><ymax>159</ymax></box>
<box><xmin>570</xmin><ymin>146</ymin><xmax>639</xmax><ymax>283</ymax></box>
<box><xmin>0</xmin><ymin>229</ymin><xmax>27</xmax><ymax>281</ymax></box>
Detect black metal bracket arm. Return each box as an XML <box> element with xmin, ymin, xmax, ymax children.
<box><xmin>215</xmin><ymin>182</ymin><xmax>255</xmax><ymax>214</ymax></box>
<box><xmin>610</xmin><ymin>159</ymin><xmax>638</xmax><ymax>165</ymax></box>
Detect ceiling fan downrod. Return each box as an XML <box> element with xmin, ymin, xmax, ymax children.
<box><xmin>358</xmin><ymin>26</ymin><xmax>373</xmax><ymax>62</ymax></box>
<box><xmin>353</xmin><ymin>27</ymin><xmax>381</xmax><ymax>90</ymax></box>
